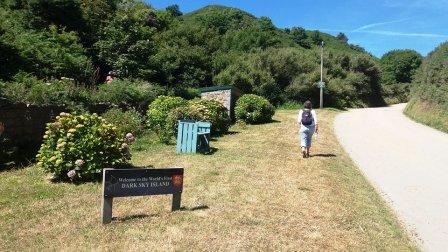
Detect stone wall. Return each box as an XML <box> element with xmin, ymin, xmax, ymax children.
<box><xmin>201</xmin><ymin>89</ymin><xmax>232</xmax><ymax>116</ymax></box>
<box><xmin>0</xmin><ymin>99</ymin><xmax>142</xmax><ymax>158</ymax></box>
<box><xmin>0</xmin><ymin>101</ymin><xmax>67</xmax><ymax>152</ymax></box>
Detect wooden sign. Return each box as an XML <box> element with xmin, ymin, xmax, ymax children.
<box><xmin>101</xmin><ymin>168</ymin><xmax>184</xmax><ymax>224</ymax></box>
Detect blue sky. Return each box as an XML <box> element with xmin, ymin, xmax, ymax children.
<box><xmin>146</xmin><ymin>0</ymin><xmax>448</xmax><ymax>57</ymax></box>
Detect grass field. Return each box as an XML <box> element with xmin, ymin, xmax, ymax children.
<box><xmin>0</xmin><ymin>109</ymin><xmax>418</xmax><ymax>251</ymax></box>
<box><xmin>405</xmin><ymin>99</ymin><xmax>448</xmax><ymax>133</ymax></box>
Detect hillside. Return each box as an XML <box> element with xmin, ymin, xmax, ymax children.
<box><xmin>405</xmin><ymin>42</ymin><xmax>448</xmax><ymax>132</ymax></box>
<box><xmin>183</xmin><ymin>5</ymin><xmax>371</xmax><ymax>56</ymax></box>
<box><xmin>178</xmin><ymin>5</ymin><xmax>384</xmax><ymax>107</ymax></box>
<box><xmin>0</xmin><ymin>2</ymin><xmax>384</xmax><ymax>108</ymax></box>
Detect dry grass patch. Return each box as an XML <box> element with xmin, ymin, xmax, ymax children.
<box><xmin>0</xmin><ymin>109</ymin><xmax>417</xmax><ymax>251</ymax></box>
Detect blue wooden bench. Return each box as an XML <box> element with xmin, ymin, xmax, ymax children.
<box><xmin>176</xmin><ymin>120</ymin><xmax>211</xmax><ymax>154</ymax></box>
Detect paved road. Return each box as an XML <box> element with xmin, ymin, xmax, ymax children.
<box><xmin>334</xmin><ymin>103</ymin><xmax>448</xmax><ymax>251</ymax></box>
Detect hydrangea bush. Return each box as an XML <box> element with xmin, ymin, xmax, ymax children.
<box><xmin>147</xmin><ymin>96</ymin><xmax>231</xmax><ymax>143</ymax></box>
<box><xmin>235</xmin><ymin>94</ymin><xmax>275</xmax><ymax>124</ymax></box>
<box><xmin>166</xmin><ymin>99</ymin><xmax>230</xmax><ymax>137</ymax></box>
<box><xmin>37</xmin><ymin>112</ymin><xmax>131</xmax><ymax>181</ymax></box>
<box><xmin>147</xmin><ymin>96</ymin><xmax>187</xmax><ymax>143</ymax></box>
<box><xmin>102</xmin><ymin>108</ymin><xmax>144</xmax><ymax>136</ymax></box>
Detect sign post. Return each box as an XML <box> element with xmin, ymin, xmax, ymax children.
<box><xmin>101</xmin><ymin>168</ymin><xmax>184</xmax><ymax>224</ymax></box>
<box><xmin>319</xmin><ymin>41</ymin><xmax>324</xmax><ymax>108</ymax></box>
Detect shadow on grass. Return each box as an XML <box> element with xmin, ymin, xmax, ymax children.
<box><xmin>112</xmin><ymin>213</ymin><xmax>159</xmax><ymax>222</ymax></box>
<box><xmin>0</xmin><ymin>143</ymin><xmax>38</xmax><ymax>173</ymax></box>
<box><xmin>202</xmin><ymin>147</ymin><xmax>218</xmax><ymax>155</ymax></box>
<box><xmin>180</xmin><ymin>205</ymin><xmax>209</xmax><ymax>211</ymax></box>
<box><xmin>0</xmin><ymin>162</ymin><xmax>28</xmax><ymax>173</ymax></box>
<box><xmin>310</xmin><ymin>153</ymin><xmax>337</xmax><ymax>158</ymax></box>
<box><xmin>241</xmin><ymin>119</ymin><xmax>281</xmax><ymax>125</ymax></box>
<box><xmin>211</xmin><ymin>131</ymin><xmax>240</xmax><ymax>140</ymax></box>
<box><xmin>112</xmin><ymin>205</ymin><xmax>210</xmax><ymax>222</ymax></box>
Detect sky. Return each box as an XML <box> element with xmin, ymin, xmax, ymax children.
<box><xmin>146</xmin><ymin>0</ymin><xmax>448</xmax><ymax>57</ymax></box>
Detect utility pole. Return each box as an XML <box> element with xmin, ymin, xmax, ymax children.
<box><xmin>319</xmin><ymin>41</ymin><xmax>324</xmax><ymax>109</ymax></box>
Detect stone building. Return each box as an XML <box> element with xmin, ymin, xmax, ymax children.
<box><xmin>200</xmin><ymin>86</ymin><xmax>241</xmax><ymax>121</ymax></box>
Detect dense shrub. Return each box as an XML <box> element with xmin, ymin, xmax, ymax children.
<box><xmin>187</xmin><ymin>99</ymin><xmax>230</xmax><ymax>134</ymax></box>
<box><xmin>0</xmin><ymin>75</ymin><xmax>164</xmax><ymax>108</ymax></box>
<box><xmin>405</xmin><ymin>42</ymin><xmax>448</xmax><ymax>132</ymax></box>
<box><xmin>1</xmin><ymin>74</ymin><xmax>91</xmax><ymax>106</ymax></box>
<box><xmin>92</xmin><ymin>79</ymin><xmax>164</xmax><ymax>105</ymax></box>
<box><xmin>147</xmin><ymin>96</ymin><xmax>187</xmax><ymax>143</ymax></box>
<box><xmin>380</xmin><ymin>49</ymin><xmax>422</xmax><ymax>85</ymax></box>
<box><xmin>36</xmin><ymin>112</ymin><xmax>130</xmax><ymax>181</ymax></box>
<box><xmin>102</xmin><ymin>108</ymin><xmax>144</xmax><ymax>136</ymax></box>
<box><xmin>380</xmin><ymin>49</ymin><xmax>422</xmax><ymax>104</ymax></box>
<box><xmin>172</xmin><ymin>87</ymin><xmax>201</xmax><ymax>100</ymax></box>
<box><xmin>235</xmin><ymin>94</ymin><xmax>275</xmax><ymax>124</ymax></box>
<box><xmin>382</xmin><ymin>83</ymin><xmax>410</xmax><ymax>104</ymax></box>
<box><xmin>166</xmin><ymin>99</ymin><xmax>231</xmax><ymax>138</ymax></box>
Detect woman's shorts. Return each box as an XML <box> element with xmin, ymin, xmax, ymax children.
<box><xmin>300</xmin><ymin>125</ymin><xmax>315</xmax><ymax>148</ymax></box>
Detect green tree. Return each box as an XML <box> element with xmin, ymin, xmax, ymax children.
<box><xmin>80</xmin><ymin>0</ymin><xmax>117</xmax><ymax>46</ymax></box>
<box><xmin>25</xmin><ymin>0</ymin><xmax>86</xmax><ymax>32</ymax></box>
<box><xmin>350</xmin><ymin>55</ymin><xmax>383</xmax><ymax>105</ymax></box>
<box><xmin>380</xmin><ymin>49</ymin><xmax>422</xmax><ymax>103</ymax></box>
<box><xmin>166</xmin><ymin>4</ymin><xmax>182</xmax><ymax>17</ymax></box>
<box><xmin>380</xmin><ymin>49</ymin><xmax>422</xmax><ymax>85</ymax></box>
<box><xmin>336</xmin><ymin>32</ymin><xmax>348</xmax><ymax>43</ymax></box>
<box><xmin>409</xmin><ymin>42</ymin><xmax>448</xmax><ymax>106</ymax></box>
<box><xmin>290</xmin><ymin>27</ymin><xmax>310</xmax><ymax>48</ymax></box>
<box><xmin>94</xmin><ymin>1</ymin><xmax>159</xmax><ymax>79</ymax></box>
<box><xmin>311</xmin><ymin>30</ymin><xmax>322</xmax><ymax>45</ymax></box>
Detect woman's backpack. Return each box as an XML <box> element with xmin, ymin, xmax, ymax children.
<box><xmin>301</xmin><ymin>109</ymin><xmax>314</xmax><ymax>126</ymax></box>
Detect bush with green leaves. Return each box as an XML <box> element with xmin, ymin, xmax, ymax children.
<box><xmin>147</xmin><ymin>96</ymin><xmax>187</xmax><ymax>143</ymax></box>
<box><xmin>0</xmin><ymin>75</ymin><xmax>165</xmax><ymax>108</ymax></box>
<box><xmin>1</xmin><ymin>73</ymin><xmax>91</xmax><ymax>106</ymax></box>
<box><xmin>382</xmin><ymin>83</ymin><xmax>411</xmax><ymax>104</ymax></box>
<box><xmin>187</xmin><ymin>99</ymin><xmax>230</xmax><ymax>134</ymax></box>
<box><xmin>165</xmin><ymin>99</ymin><xmax>230</xmax><ymax>138</ymax></box>
<box><xmin>92</xmin><ymin>79</ymin><xmax>164</xmax><ymax>105</ymax></box>
<box><xmin>36</xmin><ymin>112</ymin><xmax>130</xmax><ymax>181</ymax></box>
<box><xmin>102</xmin><ymin>108</ymin><xmax>144</xmax><ymax>136</ymax></box>
<box><xmin>235</xmin><ymin>94</ymin><xmax>275</xmax><ymax>124</ymax></box>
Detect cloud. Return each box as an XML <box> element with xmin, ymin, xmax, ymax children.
<box><xmin>348</xmin><ymin>18</ymin><xmax>448</xmax><ymax>38</ymax></box>
<box><xmin>352</xmin><ymin>19</ymin><xmax>409</xmax><ymax>32</ymax></box>
<box><xmin>318</xmin><ymin>28</ymin><xmax>448</xmax><ymax>39</ymax></box>
<box><xmin>357</xmin><ymin>30</ymin><xmax>448</xmax><ymax>38</ymax></box>
<box><xmin>382</xmin><ymin>0</ymin><xmax>448</xmax><ymax>9</ymax></box>
<box><xmin>316</xmin><ymin>15</ymin><xmax>448</xmax><ymax>39</ymax></box>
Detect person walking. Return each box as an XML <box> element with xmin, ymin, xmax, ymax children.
<box><xmin>298</xmin><ymin>100</ymin><xmax>318</xmax><ymax>158</ymax></box>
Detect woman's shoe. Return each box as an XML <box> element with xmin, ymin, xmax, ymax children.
<box><xmin>302</xmin><ymin>151</ymin><xmax>307</xmax><ymax>158</ymax></box>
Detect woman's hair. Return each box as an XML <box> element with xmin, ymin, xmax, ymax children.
<box><xmin>304</xmin><ymin>100</ymin><xmax>312</xmax><ymax>109</ymax></box>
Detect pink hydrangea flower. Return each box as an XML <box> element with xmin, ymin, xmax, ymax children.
<box><xmin>75</xmin><ymin>159</ymin><xmax>85</xmax><ymax>167</ymax></box>
<box><xmin>125</xmin><ymin>133</ymin><xmax>135</xmax><ymax>144</ymax></box>
<box><xmin>67</xmin><ymin>169</ymin><xmax>76</xmax><ymax>180</ymax></box>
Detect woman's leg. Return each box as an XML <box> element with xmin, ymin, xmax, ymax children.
<box><xmin>306</xmin><ymin>126</ymin><xmax>315</xmax><ymax>157</ymax></box>
<box><xmin>300</xmin><ymin>128</ymin><xmax>308</xmax><ymax>158</ymax></box>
